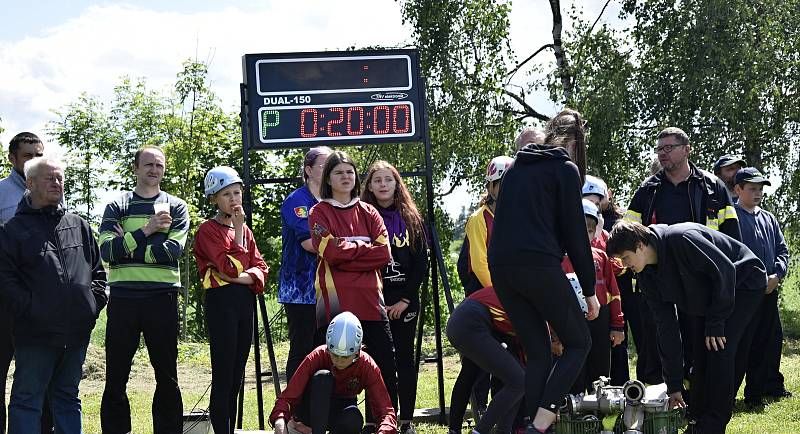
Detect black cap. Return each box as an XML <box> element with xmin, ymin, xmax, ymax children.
<box><xmin>713</xmin><ymin>155</ymin><xmax>746</xmax><ymax>173</ymax></box>
<box><xmin>735</xmin><ymin>167</ymin><xmax>771</xmax><ymax>186</ymax></box>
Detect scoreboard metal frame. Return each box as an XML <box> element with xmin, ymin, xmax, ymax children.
<box><xmin>242</xmin><ymin>50</ymin><xmax>424</xmax><ymax>148</ymax></box>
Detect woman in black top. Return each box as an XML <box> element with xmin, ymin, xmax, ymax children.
<box><xmin>488</xmin><ymin>109</ymin><xmax>600</xmax><ymax>433</ymax></box>
<box><xmin>362</xmin><ymin>161</ymin><xmax>428</xmax><ymax>434</ymax></box>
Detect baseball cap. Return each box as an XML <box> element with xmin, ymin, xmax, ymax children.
<box><xmin>582</xmin><ymin>175</ymin><xmax>607</xmax><ymax>199</ymax></box>
<box><xmin>734</xmin><ymin>167</ymin><xmax>771</xmax><ymax>186</ymax></box>
<box><xmin>582</xmin><ymin>199</ymin><xmax>600</xmax><ymax>222</ymax></box>
<box><xmin>713</xmin><ymin>155</ymin><xmax>746</xmax><ymax>174</ymax></box>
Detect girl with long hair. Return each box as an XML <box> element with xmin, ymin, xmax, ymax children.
<box><xmin>488</xmin><ymin>109</ymin><xmax>600</xmax><ymax>433</ymax></box>
<box><xmin>308</xmin><ymin>151</ymin><xmax>398</xmax><ymax>431</ymax></box>
<box><xmin>361</xmin><ymin>161</ymin><xmax>428</xmax><ymax>434</ymax></box>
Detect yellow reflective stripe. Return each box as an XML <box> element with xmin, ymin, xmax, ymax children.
<box><xmin>203</xmin><ymin>268</ymin><xmax>213</xmax><ymax>289</ymax></box>
<box><xmin>608</xmin><ymin>294</ymin><xmax>621</xmax><ymax>304</ymax></box>
<box><xmin>374</xmin><ymin>233</ymin><xmax>388</xmax><ymax>246</ymax></box>
<box><xmin>227</xmin><ymin>254</ymin><xmax>244</xmax><ymax>275</ymax></box>
<box><xmin>623</xmin><ymin>210</ymin><xmax>642</xmax><ymax>223</ymax></box>
<box><xmin>718</xmin><ymin>205</ymin><xmax>738</xmax><ymax>222</ymax></box>
<box><xmin>706</xmin><ymin>218</ymin><xmax>720</xmax><ymax>230</ymax></box>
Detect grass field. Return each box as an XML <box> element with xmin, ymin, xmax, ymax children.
<box><xmin>4</xmin><ymin>269</ymin><xmax>800</xmax><ymax>433</ymax></box>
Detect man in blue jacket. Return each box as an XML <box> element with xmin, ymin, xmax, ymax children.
<box><xmin>0</xmin><ymin>157</ymin><xmax>107</xmax><ymax>434</ymax></box>
<box><xmin>607</xmin><ymin>220</ymin><xmax>766</xmax><ymax>434</ymax></box>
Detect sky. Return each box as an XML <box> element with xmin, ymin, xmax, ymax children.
<box><xmin>0</xmin><ymin>0</ymin><xmax>625</xmax><ymax>216</ymax></box>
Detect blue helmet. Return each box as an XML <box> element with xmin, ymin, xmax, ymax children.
<box><xmin>326</xmin><ymin>311</ymin><xmax>363</xmax><ymax>357</ymax></box>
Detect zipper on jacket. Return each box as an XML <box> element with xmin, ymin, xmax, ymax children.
<box><xmin>687</xmin><ymin>178</ymin><xmax>696</xmax><ymax>224</ymax></box>
<box><xmin>50</xmin><ymin>213</ymin><xmax>71</xmax><ymax>284</ymax></box>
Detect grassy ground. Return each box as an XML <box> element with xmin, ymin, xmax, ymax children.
<box><xmin>3</xmin><ymin>269</ymin><xmax>800</xmax><ymax>432</ymax></box>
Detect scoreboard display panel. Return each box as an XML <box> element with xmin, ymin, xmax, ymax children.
<box><xmin>242</xmin><ymin>50</ymin><xmax>424</xmax><ymax>148</ymax></box>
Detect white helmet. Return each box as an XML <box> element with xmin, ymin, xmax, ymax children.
<box><xmin>326</xmin><ymin>311</ymin><xmax>363</xmax><ymax>357</ymax></box>
<box><xmin>582</xmin><ymin>175</ymin><xmax>608</xmax><ymax>199</ymax></box>
<box><xmin>582</xmin><ymin>199</ymin><xmax>600</xmax><ymax>222</ymax></box>
<box><xmin>486</xmin><ymin>156</ymin><xmax>514</xmax><ymax>183</ymax></box>
<box><xmin>204</xmin><ymin>166</ymin><xmax>243</xmax><ymax>198</ymax></box>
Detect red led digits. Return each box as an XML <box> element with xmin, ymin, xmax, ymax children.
<box><xmin>326</xmin><ymin>107</ymin><xmax>344</xmax><ymax>136</ymax></box>
<box><xmin>300</xmin><ymin>108</ymin><xmax>318</xmax><ymax>138</ymax></box>
<box><xmin>373</xmin><ymin>105</ymin><xmax>390</xmax><ymax>134</ymax></box>
<box><xmin>392</xmin><ymin>105</ymin><xmax>410</xmax><ymax>134</ymax></box>
<box><xmin>346</xmin><ymin>107</ymin><xmax>364</xmax><ymax>135</ymax></box>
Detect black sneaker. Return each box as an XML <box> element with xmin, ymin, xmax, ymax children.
<box><xmin>743</xmin><ymin>396</ymin><xmax>767</xmax><ymax>409</ymax></box>
<box><xmin>765</xmin><ymin>389</ymin><xmax>792</xmax><ymax>400</ymax></box>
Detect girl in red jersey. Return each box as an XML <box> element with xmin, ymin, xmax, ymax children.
<box><xmin>308</xmin><ymin>151</ymin><xmax>397</xmax><ymax>430</ymax></box>
<box><xmin>361</xmin><ymin>161</ymin><xmax>428</xmax><ymax>434</ymax></box>
<box><xmin>194</xmin><ymin>166</ymin><xmax>269</xmax><ymax>434</ymax></box>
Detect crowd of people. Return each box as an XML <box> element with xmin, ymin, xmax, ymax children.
<box><xmin>0</xmin><ymin>107</ymin><xmax>791</xmax><ymax>434</ymax></box>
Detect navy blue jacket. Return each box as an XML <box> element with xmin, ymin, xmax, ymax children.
<box><xmin>0</xmin><ymin>197</ymin><xmax>107</xmax><ymax>347</ymax></box>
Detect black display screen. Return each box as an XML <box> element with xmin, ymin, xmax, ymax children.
<box><xmin>256</xmin><ymin>56</ymin><xmax>411</xmax><ymax>94</ymax></box>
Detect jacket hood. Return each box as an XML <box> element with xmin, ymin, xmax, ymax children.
<box><xmin>15</xmin><ymin>192</ymin><xmax>65</xmax><ymax>217</ymax></box>
<box><xmin>515</xmin><ymin>143</ymin><xmax>571</xmax><ymax>164</ymax></box>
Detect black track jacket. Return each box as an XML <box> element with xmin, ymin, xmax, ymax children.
<box><xmin>488</xmin><ymin>144</ymin><xmax>595</xmax><ymax>296</ymax></box>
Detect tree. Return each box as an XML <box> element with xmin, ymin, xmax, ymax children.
<box><xmin>47</xmin><ymin>94</ymin><xmax>114</xmax><ymax>226</ymax></box>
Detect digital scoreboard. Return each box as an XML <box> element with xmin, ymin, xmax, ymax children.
<box><xmin>242</xmin><ymin>50</ymin><xmax>424</xmax><ymax>148</ymax></box>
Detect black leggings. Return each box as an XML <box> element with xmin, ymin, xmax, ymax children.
<box><xmin>447</xmin><ymin>300</ymin><xmax>524</xmax><ymax>434</ymax></box>
<box><xmin>284</xmin><ymin>303</ymin><xmax>317</xmax><ymax>382</ymax></box>
<box><xmin>205</xmin><ymin>284</ymin><xmax>255</xmax><ymax>434</ymax></box>
<box><xmin>296</xmin><ymin>370</ymin><xmax>363</xmax><ymax>434</ymax></box>
<box><xmin>389</xmin><ymin>310</ymin><xmax>418</xmax><ymax>422</ymax></box>
<box><xmin>491</xmin><ymin>264</ymin><xmax>591</xmax><ymax>414</ymax></box>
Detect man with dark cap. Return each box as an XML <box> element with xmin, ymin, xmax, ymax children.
<box><xmin>712</xmin><ymin>154</ymin><xmax>746</xmax><ymax>199</ymax></box>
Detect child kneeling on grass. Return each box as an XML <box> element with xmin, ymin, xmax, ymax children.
<box><xmin>270</xmin><ymin>312</ymin><xmax>397</xmax><ymax>434</ymax></box>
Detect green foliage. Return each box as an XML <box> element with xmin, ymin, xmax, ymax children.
<box><xmin>0</xmin><ymin>117</ymin><xmax>6</xmax><ymax>179</ymax></box>
<box><xmin>400</xmin><ymin>0</ymin><xmax>518</xmax><ymax>200</ymax></box>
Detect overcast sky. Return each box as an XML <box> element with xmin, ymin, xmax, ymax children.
<box><xmin>0</xmin><ymin>0</ymin><xmax>624</xmax><ymax>215</ymax></box>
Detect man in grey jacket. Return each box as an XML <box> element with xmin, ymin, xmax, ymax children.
<box><xmin>0</xmin><ymin>132</ymin><xmax>43</xmax><ymax>434</ymax></box>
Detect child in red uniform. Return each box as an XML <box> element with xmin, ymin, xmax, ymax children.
<box><xmin>193</xmin><ymin>166</ymin><xmax>269</xmax><ymax>434</ymax></box>
<box><xmin>271</xmin><ymin>312</ymin><xmax>397</xmax><ymax>434</ymax></box>
<box><xmin>561</xmin><ymin>199</ymin><xmax>624</xmax><ymax>394</ymax></box>
<box><xmin>447</xmin><ymin>286</ymin><xmax>525</xmax><ymax>434</ymax></box>
<box><xmin>308</xmin><ymin>150</ymin><xmax>396</xmax><ymax>430</ymax></box>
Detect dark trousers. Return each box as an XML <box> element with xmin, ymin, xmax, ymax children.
<box><xmin>637</xmin><ymin>296</ymin><xmax>664</xmax><ymax>385</ymax></box>
<box><xmin>742</xmin><ymin>290</ymin><xmax>786</xmax><ymax>399</ymax></box>
<box><xmin>315</xmin><ymin>320</ymin><xmax>398</xmax><ymax>424</ymax></box>
<box><xmin>687</xmin><ymin>291</ymin><xmax>762</xmax><ymax>434</ymax></box>
<box><xmin>610</xmin><ymin>273</ymin><xmax>635</xmax><ymax>386</ymax></box>
<box><xmin>389</xmin><ymin>310</ymin><xmax>418</xmax><ymax>422</ymax></box>
<box><xmin>571</xmin><ymin>305</ymin><xmax>611</xmax><ymax>394</ymax></box>
<box><xmin>101</xmin><ymin>293</ymin><xmax>183</xmax><ymax>434</ymax></box>
<box><xmin>205</xmin><ymin>285</ymin><xmax>254</xmax><ymax>434</ymax></box>
<box><xmin>491</xmin><ymin>264</ymin><xmax>591</xmax><ymax>414</ymax></box>
<box><xmin>296</xmin><ymin>370</ymin><xmax>363</xmax><ymax>434</ymax></box>
<box><xmin>0</xmin><ymin>315</ymin><xmax>13</xmax><ymax>434</ymax></box>
<box><xmin>447</xmin><ymin>300</ymin><xmax>523</xmax><ymax>434</ymax></box>
<box><xmin>284</xmin><ymin>303</ymin><xmax>317</xmax><ymax>382</ymax></box>
<box><xmin>8</xmin><ymin>344</ymin><xmax>87</xmax><ymax>434</ymax></box>
<box><xmin>0</xmin><ymin>313</ymin><xmax>53</xmax><ymax>434</ymax></box>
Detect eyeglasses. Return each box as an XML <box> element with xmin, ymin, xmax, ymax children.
<box><xmin>654</xmin><ymin>144</ymin><xmax>686</xmax><ymax>154</ymax></box>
